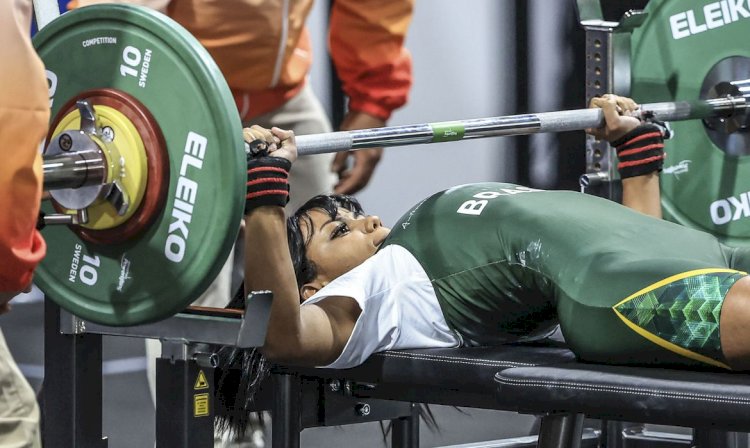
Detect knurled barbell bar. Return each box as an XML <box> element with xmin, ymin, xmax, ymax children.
<box><xmin>40</xmin><ymin>84</ymin><xmax>750</xmax><ymax>233</ymax></box>
<box><xmin>39</xmin><ymin>89</ymin><xmax>750</xmax><ymax>250</ymax></box>
<box><xmin>45</xmin><ymin>83</ymin><xmax>750</xmax><ymax>176</ymax></box>
<box><xmin>293</xmin><ymin>90</ymin><xmax>749</xmax><ymax>155</ymax></box>
<box><xmin>42</xmin><ymin>91</ymin><xmax>750</xmax><ymax>223</ymax></box>
<box><xmin>42</xmin><ymin>86</ymin><xmax>750</xmax><ymax>210</ymax></box>
<box><xmin>33</xmin><ymin>3</ymin><xmax>750</xmax><ymax>326</ymax></box>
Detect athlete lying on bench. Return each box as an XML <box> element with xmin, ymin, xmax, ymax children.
<box><xmin>215</xmin><ymin>96</ymin><xmax>750</xmax><ymax>434</ymax></box>
<box><xmin>240</xmin><ymin>94</ymin><xmax>750</xmax><ymax>373</ymax></box>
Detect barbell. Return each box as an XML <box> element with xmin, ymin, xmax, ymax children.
<box><xmin>34</xmin><ymin>3</ymin><xmax>750</xmax><ymax>326</ymax></box>
<box><xmin>294</xmin><ymin>93</ymin><xmax>749</xmax><ymax>155</ymax></box>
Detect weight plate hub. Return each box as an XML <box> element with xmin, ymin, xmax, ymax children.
<box><xmin>34</xmin><ymin>5</ymin><xmax>245</xmax><ymax>326</ymax></box>
<box><xmin>630</xmin><ymin>0</ymin><xmax>750</xmax><ymax>245</ymax></box>
<box><xmin>49</xmin><ymin>89</ymin><xmax>170</xmax><ymax>245</ymax></box>
<box><xmin>51</xmin><ymin>102</ymin><xmax>150</xmax><ymax>231</ymax></box>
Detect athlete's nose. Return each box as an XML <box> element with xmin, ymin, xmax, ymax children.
<box><xmin>364</xmin><ymin>215</ymin><xmax>382</xmax><ymax>233</ymax></box>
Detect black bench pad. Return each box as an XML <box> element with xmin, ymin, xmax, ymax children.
<box><xmin>278</xmin><ymin>345</ymin><xmax>576</xmax><ymax>405</ymax></box>
<box><xmin>495</xmin><ymin>362</ymin><xmax>750</xmax><ymax>431</ymax></box>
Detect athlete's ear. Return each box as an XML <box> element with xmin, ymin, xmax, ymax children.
<box><xmin>300</xmin><ymin>278</ymin><xmax>330</xmax><ymax>302</ymax></box>
<box><xmin>300</xmin><ymin>284</ymin><xmax>318</xmax><ymax>302</ymax></box>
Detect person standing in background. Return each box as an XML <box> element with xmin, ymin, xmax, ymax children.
<box><xmin>69</xmin><ymin>0</ymin><xmax>415</xmax><ymax>207</ymax></box>
<box><xmin>0</xmin><ymin>0</ymin><xmax>50</xmax><ymax>446</ymax></box>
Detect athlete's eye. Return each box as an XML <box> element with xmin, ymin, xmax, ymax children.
<box><xmin>331</xmin><ymin>222</ymin><xmax>350</xmax><ymax>239</ymax></box>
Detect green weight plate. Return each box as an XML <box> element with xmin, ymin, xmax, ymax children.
<box><xmin>33</xmin><ymin>5</ymin><xmax>245</xmax><ymax>325</ymax></box>
<box><xmin>630</xmin><ymin>0</ymin><xmax>750</xmax><ymax>245</ymax></box>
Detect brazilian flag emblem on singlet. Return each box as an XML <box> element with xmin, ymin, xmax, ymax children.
<box><xmin>613</xmin><ymin>268</ymin><xmax>745</xmax><ymax>369</ymax></box>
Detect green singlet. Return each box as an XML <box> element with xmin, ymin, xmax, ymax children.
<box><xmin>381</xmin><ymin>182</ymin><xmax>749</xmax><ymax>369</ymax></box>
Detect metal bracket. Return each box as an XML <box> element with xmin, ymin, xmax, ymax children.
<box><xmin>577</xmin><ymin>0</ymin><xmax>646</xmax><ymax>200</ymax></box>
<box><xmin>56</xmin><ymin>291</ymin><xmax>273</xmax><ymax>349</ymax></box>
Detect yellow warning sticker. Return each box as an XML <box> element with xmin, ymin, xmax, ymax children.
<box><xmin>194</xmin><ymin>370</ymin><xmax>209</xmax><ymax>390</ymax></box>
<box><xmin>194</xmin><ymin>393</ymin><xmax>209</xmax><ymax>417</ymax></box>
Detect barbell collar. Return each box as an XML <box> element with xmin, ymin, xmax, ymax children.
<box><xmin>42</xmin><ymin>150</ymin><xmax>107</xmax><ymax>190</ymax></box>
<box><xmin>295</xmin><ymin>93</ymin><xmax>750</xmax><ymax>156</ymax></box>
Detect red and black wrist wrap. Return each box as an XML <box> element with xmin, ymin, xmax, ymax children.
<box><xmin>611</xmin><ymin>123</ymin><xmax>666</xmax><ymax>179</ymax></box>
<box><xmin>245</xmin><ymin>156</ymin><xmax>292</xmax><ymax>214</ymax></box>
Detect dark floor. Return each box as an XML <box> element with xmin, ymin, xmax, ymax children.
<box><xmin>0</xmin><ymin>288</ymin><xmax>540</xmax><ymax>448</ymax></box>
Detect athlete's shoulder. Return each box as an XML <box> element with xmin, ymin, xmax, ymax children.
<box><xmin>389</xmin><ymin>183</ymin><xmax>551</xmax><ymax>229</ymax></box>
<box><xmin>439</xmin><ymin>182</ymin><xmax>545</xmax><ymax>197</ymax></box>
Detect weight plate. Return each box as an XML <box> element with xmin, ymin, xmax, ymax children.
<box><xmin>34</xmin><ymin>4</ymin><xmax>245</xmax><ymax>326</ymax></box>
<box><xmin>629</xmin><ymin>0</ymin><xmax>750</xmax><ymax>245</ymax></box>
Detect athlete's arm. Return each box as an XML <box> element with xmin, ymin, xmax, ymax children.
<box><xmin>243</xmin><ymin>126</ymin><xmax>357</xmax><ymax>366</ymax></box>
<box><xmin>328</xmin><ymin>0</ymin><xmax>414</xmax><ymax>195</ymax></box>
<box><xmin>621</xmin><ymin>174</ymin><xmax>661</xmax><ymax>218</ymax></box>
<box><xmin>586</xmin><ymin>94</ymin><xmax>662</xmax><ymax>218</ymax></box>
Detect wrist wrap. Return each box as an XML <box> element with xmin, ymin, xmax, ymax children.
<box><xmin>245</xmin><ymin>156</ymin><xmax>292</xmax><ymax>214</ymax></box>
<box><xmin>611</xmin><ymin>123</ymin><xmax>666</xmax><ymax>179</ymax></box>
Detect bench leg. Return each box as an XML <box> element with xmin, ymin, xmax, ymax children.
<box><xmin>272</xmin><ymin>373</ymin><xmax>301</xmax><ymax>448</ymax></box>
<box><xmin>602</xmin><ymin>421</ymin><xmax>655</xmax><ymax>448</ymax></box>
<box><xmin>391</xmin><ymin>403</ymin><xmax>420</xmax><ymax>448</ymax></box>
<box><xmin>43</xmin><ymin>299</ymin><xmax>107</xmax><ymax>448</ymax></box>
<box><xmin>537</xmin><ymin>413</ymin><xmax>584</xmax><ymax>448</ymax></box>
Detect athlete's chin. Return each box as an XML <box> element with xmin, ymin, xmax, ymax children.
<box><xmin>374</xmin><ymin>236</ymin><xmax>387</xmax><ymax>250</ymax></box>
<box><xmin>374</xmin><ymin>229</ymin><xmax>391</xmax><ymax>248</ymax></box>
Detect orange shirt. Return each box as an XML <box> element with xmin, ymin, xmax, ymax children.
<box><xmin>0</xmin><ymin>0</ymin><xmax>49</xmax><ymax>292</ymax></box>
<box><xmin>71</xmin><ymin>0</ymin><xmax>414</xmax><ymax>121</ymax></box>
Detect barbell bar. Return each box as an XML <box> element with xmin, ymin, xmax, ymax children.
<box><xmin>294</xmin><ymin>92</ymin><xmax>750</xmax><ymax>156</ymax></box>
<box><xmin>38</xmin><ymin>86</ymin><xmax>750</xmax><ymax>232</ymax></box>
<box><xmin>42</xmin><ymin>151</ymin><xmax>107</xmax><ymax>190</ymax></box>
<box><xmin>44</xmin><ymin>90</ymin><xmax>750</xmax><ymax>187</ymax></box>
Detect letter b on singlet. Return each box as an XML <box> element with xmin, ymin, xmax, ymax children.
<box><xmin>457</xmin><ymin>200</ymin><xmax>488</xmax><ymax>216</ymax></box>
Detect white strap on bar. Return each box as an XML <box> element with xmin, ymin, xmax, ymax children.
<box><xmin>33</xmin><ymin>0</ymin><xmax>61</xmax><ymax>30</ymax></box>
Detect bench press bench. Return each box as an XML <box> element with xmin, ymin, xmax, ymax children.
<box><xmin>43</xmin><ymin>300</ymin><xmax>750</xmax><ymax>448</ymax></box>
<box><xmin>272</xmin><ymin>343</ymin><xmax>750</xmax><ymax>448</ymax></box>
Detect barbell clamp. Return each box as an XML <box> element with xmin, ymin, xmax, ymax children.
<box><xmin>104</xmin><ymin>180</ymin><xmax>130</xmax><ymax>216</ymax></box>
<box><xmin>40</xmin><ymin>209</ymin><xmax>89</xmax><ymax>227</ymax></box>
<box><xmin>41</xmin><ymin>213</ymin><xmax>76</xmax><ymax>227</ymax></box>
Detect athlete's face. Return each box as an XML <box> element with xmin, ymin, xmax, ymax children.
<box><xmin>301</xmin><ymin>207</ymin><xmax>390</xmax><ymax>293</ymax></box>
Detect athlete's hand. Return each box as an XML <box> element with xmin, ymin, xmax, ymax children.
<box><xmin>243</xmin><ymin>125</ymin><xmax>298</xmax><ymax>164</ymax></box>
<box><xmin>332</xmin><ymin>111</ymin><xmax>384</xmax><ymax>195</ymax></box>
<box><xmin>586</xmin><ymin>94</ymin><xmax>641</xmax><ymax>143</ymax></box>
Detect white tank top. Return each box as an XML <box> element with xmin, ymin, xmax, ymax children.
<box><xmin>302</xmin><ymin>244</ymin><xmax>460</xmax><ymax>369</ymax></box>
